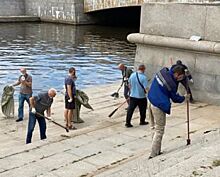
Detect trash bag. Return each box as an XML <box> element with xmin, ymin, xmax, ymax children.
<box><xmin>1</xmin><ymin>85</ymin><xmax>15</xmax><ymax>118</ymax></box>
<box><xmin>73</xmin><ymin>89</ymin><xmax>93</xmax><ymax>123</ymax></box>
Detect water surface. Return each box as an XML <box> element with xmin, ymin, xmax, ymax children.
<box><xmin>0</xmin><ymin>23</ymin><xmax>137</xmax><ymax>96</ymax></box>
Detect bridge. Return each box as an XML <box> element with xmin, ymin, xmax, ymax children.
<box><xmin>84</xmin><ymin>0</ymin><xmax>145</xmax><ymax>13</ymax></box>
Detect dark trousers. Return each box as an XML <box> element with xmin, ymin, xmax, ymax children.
<box><xmin>124</xmin><ymin>85</ymin><xmax>130</xmax><ymax>104</ymax></box>
<box><xmin>180</xmin><ymin>79</ymin><xmax>193</xmax><ymax>101</ymax></box>
<box><xmin>126</xmin><ymin>97</ymin><xmax>147</xmax><ymax>124</ymax></box>
<box><xmin>26</xmin><ymin>112</ymin><xmax>47</xmax><ymax>144</ymax></box>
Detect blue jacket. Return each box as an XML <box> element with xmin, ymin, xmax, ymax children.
<box><xmin>148</xmin><ymin>68</ymin><xmax>185</xmax><ymax>114</ymax></box>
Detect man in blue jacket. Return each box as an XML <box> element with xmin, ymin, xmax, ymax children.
<box><xmin>148</xmin><ymin>65</ymin><xmax>190</xmax><ymax>158</ymax></box>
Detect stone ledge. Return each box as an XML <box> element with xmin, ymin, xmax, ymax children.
<box><xmin>0</xmin><ymin>16</ymin><xmax>41</xmax><ymax>22</ymax></box>
<box><xmin>127</xmin><ymin>33</ymin><xmax>220</xmax><ymax>54</ymax></box>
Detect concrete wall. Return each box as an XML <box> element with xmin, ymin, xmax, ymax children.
<box><xmin>25</xmin><ymin>0</ymin><xmax>93</xmax><ymax>24</ymax></box>
<box><xmin>140</xmin><ymin>3</ymin><xmax>220</xmax><ymax>42</ymax></box>
<box><xmin>0</xmin><ymin>0</ymin><xmax>25</xmax><ymax>16</ymax></box>
<box><xmin>128</xmin><ymin>3</ymin><xmax>220</xmax><ymax>105</ymax></box>
<box><xmin>84</xmin><ymin>0</ymin><xmax>145</xmax><ymax>12</ymax></box>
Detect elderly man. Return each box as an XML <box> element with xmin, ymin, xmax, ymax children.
<box><xmin>148</xmin><ymin>65</ymin><xmax>190</xmax><ymax>158</ymax></box>
<box><xmin>12</xmin><ymin>68</ymin><xmax>32</xmax><ymax>122</ymax></box>
<box><xmin>26</xmin><ymin>88</ymin><xmax>56</xmax><ymax>144</ymax></box>
<box><xmin>118</xmin><ymin>63</ymin><xmax>133</xmax><ymax>105</ymax></box>
<box><xmin>125</xmin><ymin>64</ymin><xmax>148</xmax><ymax>128</ymax></box>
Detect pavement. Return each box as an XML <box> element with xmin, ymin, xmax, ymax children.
<box><xmin>0</xmin><ymin>83</ymin><xmax>220</xmax><ymax>177</ymax></box>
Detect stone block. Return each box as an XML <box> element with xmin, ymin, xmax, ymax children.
<box><xmin>140</xmin><ymin>3</ymin><xmax>206</xmax><ymax>39</ymax></box>
<box><xmin>191</xmin><ymin>72</ymin><xmax>215</xmax><ymax>92</ymax></box>
<box><xmin>194</xmin><ymin>54</ymin><xmax>220</xmax><ymax>75</ymax></box>
<box><xmin>205</xmin><ymin>5</ymin><xmax>220</xmax><ymax>42</ymax></box>
<box><xmin>54</xmin><ymin>161</ymin><xmax>97</xmax><ymax>177</ymax></box>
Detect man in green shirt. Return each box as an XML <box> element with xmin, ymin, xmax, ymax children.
<box><xmin>118</xmin><ymin>63</ymin><xmax>133</xmax><ymax>105</ymax></box>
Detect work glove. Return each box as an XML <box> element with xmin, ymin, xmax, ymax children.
<box><xmin>68</xmin><ymin>98</ymin><xmax>73</xmax><ymax>103</ymax></box>
<box><xmin>189</xmin><ymin>79</ymin><xmax>194</xmax><ymax>84</ymax></box>
<box><xmin>48</xmin><ymin>116</ymin><xmax>54</xmax><ymax>122</ymax></box>
<box><xmin>21</xmin><ymin>76</ymin><xmax>25</xmax><ymax>81</ymax></box>
<box><xmin>184</xmin><ymin>94</ymin><xmax>191</xmax><ymax>101</ymax></box>
<box><xmin>31</xmin><ymin>108</ymin><xmax>36</xmax><ymax>114</ymax></box>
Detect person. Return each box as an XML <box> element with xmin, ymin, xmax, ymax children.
<box><xmin>125</xmin><ymin>64</ymin><xmax>148</xmax><ymax>128</ymax></box>
<box><xmin>64</xmin><ymin>67</ymin><xmax>77</xmax><ymax>130</ymax></box>
<box><xmin>26</xmin><ymin>88</ymin><xmax>57</xmax><ymax>144</ymax></box>
<box><xmin>118</xmin><ymin>63</ymin><xmax>133</xmax><ymax>104</ymax></box>
<box><xmin>148</xmin><ymin>65</ymin><xmax>190</xmax><ymax>158</ymax></box>
<box><xmin>12</xmin><ymin>68</ymin><xmax>32</xmax><ymax>122</ymax></box>
<box><xmin>171</xmin><ymin>60</ymin><xmax>194</xmax><ymax>103</ymax></box>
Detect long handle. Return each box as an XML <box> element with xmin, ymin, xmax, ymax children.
<box><xmin>108</xmin><ymin>98</ymin><xmax>129</xmax><ymax>118</ymax></box>
<box><xmin>35</xmin><ymin>112</ymin><xmax>69</xmax><ymax>132</ymax></box>
<box><xmin>116</xmin><ymin>82</ymin><xmax>124</xmax><ymax>93</ymax></box>
<box><xmin>186</xmin><ymin>99</ymin><xmax>191</xmax><ymax>145</ymax></box>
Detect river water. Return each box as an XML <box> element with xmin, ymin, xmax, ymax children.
<box><xmin>0</xmin><ymin>23</ymin><xmax>137</xmax><ymax>96</ymax></box>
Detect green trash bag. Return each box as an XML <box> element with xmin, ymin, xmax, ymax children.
<box><xmin>1</xmin><ymin>85</ymin><xmax>15</xmax><ymax>118</ymax></box>
<box><xmin>73</xmin><ymin>89</ymin><xmax>93</xmax><ymax>123</ymax></box>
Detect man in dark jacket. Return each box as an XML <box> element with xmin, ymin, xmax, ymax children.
<box><xmin>118</xmin><ymin>63</ymin><xmax>133</xmax><ymax>104</ymax></box>
<box><xmin>26</xmin><ymin>88</ymin><xmax>56</xmax><ymax>144</ymax></box>
<box><xmin>148</xmin><ymin>65</ymin><xmax>190</xmax><ymax>158</ymax></box>
<box><xmin>171</xmin><ymin>60</ymin><xmax>194</xmax><ymax>103</ymax></box>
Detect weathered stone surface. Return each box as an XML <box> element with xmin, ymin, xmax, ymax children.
<box><xmin>0</xmin><ymin>83</ymin><xmax>220</xmax><ymax>177</ymax></box>
<box><xmin>0</xmin><ymin>0</ymin><xmax>25</xmax><ymax>16</ymax></box>
<box><xmin>140</xmin><ymin>3</ymin><xmax>207</xmax><ymax>39</ymax></box>
<box><xmin>24</xmin><ymin>0</ymin><xmax>94</xmax><ymax>24</ymax></box>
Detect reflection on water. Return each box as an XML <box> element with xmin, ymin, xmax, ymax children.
<box><xmin>0</xmin><ymin>23</ymin><xmax>137</xmax><ymax>96</ymax></box>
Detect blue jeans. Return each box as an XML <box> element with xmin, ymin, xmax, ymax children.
<box><xmin>26</xmin><ymin>112</ymin><xmax>47</xmax><ymax>144</ymax></box>
<box><xmin>18</xmin><ymin>93</ymin><xmax>32</xmax><ymax>120</ymax></box>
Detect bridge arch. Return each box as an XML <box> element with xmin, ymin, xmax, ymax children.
<box><xmin>84</xmin><ymin>0</ymin><xmax>144</xmax><ymax>13</ymax></box>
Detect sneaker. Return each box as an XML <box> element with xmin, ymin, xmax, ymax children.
<box><xmin>139</xmin><ymin>121</ymin><xmax>149</xmax><ymax>125</ymax></box>
<box><xmin>125</xmin><ymin>123</ymin><xmax>133</xmax><ymax>128</ymax></box>
<box><xmin>68</xmin><ymin>125</ymin><xmax>77</xmax><ymax>130</ymax></box>
<box><xmin>16</xmin><ymin>118</ymin><xmax>23</xmax><ymax>122</ymax></box>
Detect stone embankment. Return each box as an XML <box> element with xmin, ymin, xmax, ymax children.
<box><xmin>0</xmin><ymin>83</ymin><xmax>219</xmax><ymax>177</ymax></box>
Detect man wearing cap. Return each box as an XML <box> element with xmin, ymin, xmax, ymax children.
<box><xmin>125</xmin><ymin>64</ymin><xmax>148</xmax><ymax>128</ymax></box>
<box><xmin>171</xmin><ymin>60</ymin><xmax>194</xmax><ymax>103</ymax></box>
<box><xmin>148</xmin><ymin>65</ymin><xmax>190</xmax><ymax>158</ymax></box>
<box><xmin>26</xmin><ymin>88</ymin><xmax>56</xmax><ymax>144</ymax></box>
<box><xmin>12</xmin><ymin>68</ymin><xmax>32</xmax><ymax>122</ymax></box>
<box><xmin>118</xmin><ymin>63</ymin><xmax>133</xmax><ymax>105</ymax></box>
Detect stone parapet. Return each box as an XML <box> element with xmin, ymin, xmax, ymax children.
<box><xmin>128</xmin><ymin>33</ymin><xmax>220</xmax><ymax>54</ymax></box>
